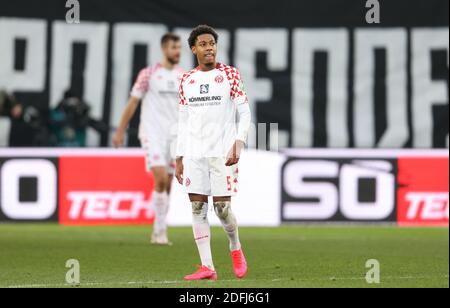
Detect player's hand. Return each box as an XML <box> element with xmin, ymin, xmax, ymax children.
<box><xmin>225</xmin><ymin>140</ymin><xmax>245</xmax><ymax>166</ymax></box>
<box><xmin>175</xmin><ymin>158</ymin><xmax>184</xmax><ymax>185</ymax></box>
<box><xmin>112</xmin><ymin>130</ymin><xmax>125</xmax><ymax>148</ymax></box>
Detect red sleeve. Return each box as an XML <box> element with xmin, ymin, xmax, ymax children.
<box><xmin>179</xmin><ymin>79</ymin><xmax>187</xmax><ymax>105</ymax></box>
<box><xmin>130</xmin><ymin>67</ymin><xmax>151</xmax><ymax>98</ymax></box>
<box><xmin>229</xmin><ymin>68</ymin><xmax>248</xmax><ymax>105</ymax></box>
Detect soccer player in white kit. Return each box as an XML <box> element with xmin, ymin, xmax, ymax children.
<box><xmin>113</xmin><ymin>33</ymin><xmax>183</xmax><ymax>245</ymax></box>
<box><xmin>175</xmin><ymin>25</ymin><xmax>252</xmax><ymax>280</ymax></box>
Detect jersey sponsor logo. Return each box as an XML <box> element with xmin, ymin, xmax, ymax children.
<box><xmin>188</xmin><ymin>96</ymin><xmax>222</xmax><ymax>103</ymax></box>
<box><xmin>215</xmin><ymin>75</ymin><xmax>224</xmax><ymax>84</ymax></box>
<box><xmin>189</xmin><ymin>79</ymin><xmax>196</xmax><ymax>85</ymax></box>
<box><xmin>200</xmin><ymin>84</ymin><xmax>210</xmax><ymax>94</ymax></box>
<box><xmin>158</xmin><ymin>90</ymin><xmax>178</xmax><ymax>96</ymax></box>
<box><xmin>188</xmin><ymin>96</ymin><xmax>223</xmax><ymax>108</ymax></box>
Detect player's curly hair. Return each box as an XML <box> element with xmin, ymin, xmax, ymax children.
<box><xmin>188</xmin><ymin>25</ymin><xmax>219</xmax><ymax>48</ymax></box>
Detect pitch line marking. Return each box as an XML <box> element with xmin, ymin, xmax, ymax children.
<box><xmin>4</xmin><ymin>275</ymin><xmax>448</xmax><ymax>288</ymax></box>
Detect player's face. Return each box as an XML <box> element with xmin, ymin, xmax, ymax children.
<box><xmin>192</xmin><ymin>34</ymin><xmax>217</xmax><ymax>65</ymax></box>
<box><xmin>163</xmin><ymin>40</ymin><xmax>182</xmax><ymax>65</ymax></box>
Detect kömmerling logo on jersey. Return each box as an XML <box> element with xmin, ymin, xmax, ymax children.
<box><xmin>188</xmin><ymin>96</ymin><xmax>222</xmax><ymax>103</ymax></box>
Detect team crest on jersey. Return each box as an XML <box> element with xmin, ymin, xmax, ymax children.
<box><xmin>200</xmin><ymin>84</ymin><xmax>209</xmax><ymax>94</ymax></box>
<box><xmin>215</xmin><ymin>75</ymin><xmax>224</xmax><ymax>84</ymax></box>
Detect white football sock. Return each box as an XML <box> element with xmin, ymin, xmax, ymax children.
<box><xmin>214</xmin><ymin>201</ymin><xmax>241</xmax><ymax>251</ymax></box>
<box><xmin>153</xmin><ymin>191</ymin><xmax>169</xmax><ymax>235</ymax></box>
<box><xmin>191</xmin><ymin>201</ymin><xmax>215</xmax><ymax>270</ymax></box>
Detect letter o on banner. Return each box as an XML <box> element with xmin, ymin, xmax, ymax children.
<box><xmin>340</xmin><ymin>161</ymin><xmax>395</xmax><ymax>220</ymax></box>
<box><xmin>1</xmin><ymin>159</ymin><xmax>57</xmax><ymax>220</ymax></box>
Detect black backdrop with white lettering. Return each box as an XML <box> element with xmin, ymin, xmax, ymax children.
<box><xmin>0</xmin><ymin>0</ymin><xmax>448</xmax><ymax>148</ymax></box>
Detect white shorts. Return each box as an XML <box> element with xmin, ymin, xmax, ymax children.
<box><xmin>141</xmin><ymin>137</ymin><xmax>175</xmax><ymax>174</ymax></box>
<box><xmin>183</xmin><ymin>157</ymin><xmax>239</xmax><ymax>197</ymax></box>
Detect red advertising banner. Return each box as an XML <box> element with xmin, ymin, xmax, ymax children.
<box><xmin>59</xmin><ymin>156</ymin><xmax>155</xmax><ymax>225</ymax></box>
<box><xmin>397</xmin><ymin>158</ymin><xmax>449</xmax><ymax>227</ymax></box>
<box><xmin>1</xmin><ymin>149</ymin><xmax>448</xmax><ymax>227</ymax></box>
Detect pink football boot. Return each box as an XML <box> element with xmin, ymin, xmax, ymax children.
<box><xmin>231</xmin><ymin>249</ymin><xmax>248</xmax><ymax>279</ymax></box>
<box><xmin>184</xmin><ymin>265</ymin><xmax>218</xmax><ymax>281</ymax></box>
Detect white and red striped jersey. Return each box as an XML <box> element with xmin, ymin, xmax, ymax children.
<box><xmin>130</xmin><ymin>63</ymin><xmax>184</xmax><ymax>143</ymax></box>
<box><xmin>176</xmin><ymin>63</ymin><xmax>252</xmax><ymax>158</ymax></box>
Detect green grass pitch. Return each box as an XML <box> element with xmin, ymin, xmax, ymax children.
<box><xmin>0</xmin><ymin>224</ymin><xmax>448</xmax><ymax>288</ymax></box>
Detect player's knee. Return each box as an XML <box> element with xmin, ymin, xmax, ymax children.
<box><xmin>192</xmin><ymin>201</ymin><xmax>207</xmax><ymax>217</ymax></box>
<box><xmin>153</xmin><ymin>174</ymin><xmax>168</xmax><ymax>192</ymax></box>
<box><xmin>152</xmin><ymin>168</ymin><xmax>169</xmax><ymax>189</ymax></box>
<box><xmin>166</xmin><ymin>181</ymin><xmax>172</xmax><ymax>194</ymax></box>
<box><xmin>154</xmin><ymin>180</ymin><xmax>167</xmax><ymax>192</ymax></box>
<box><xmin>214</xmin><ymin>201</ymin><xmax>231</xmax><ymax>220</ymax></box>
<box><xmin>224</xmin><ymin>223</ymin><xmax>236</xmax><ymax>233</ymax></box>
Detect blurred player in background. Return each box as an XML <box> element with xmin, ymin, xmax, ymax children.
<box><xmin>175</xmin><ymin>25</ymin><xmax>252</xmax><ymax>281</ymax></box>
<box><xmin>0</xmin><ymin>90</ymin><xmax>23</xmax><ymax>119</ymax></box>
<box><xmin>113</xmin><ymin>33</ymin><xmax>183</xmax><ymax>245</ymax></box>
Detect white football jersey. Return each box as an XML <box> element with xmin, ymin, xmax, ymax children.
<box><xmin>130</xmin><ymin>63</ymin><xmax>184</xmax><ymax>143</ymax></box>
<box><xmin>176</xmin><ymin>63</ymin><xmax>250</xmax><ymax>158</ymax></box>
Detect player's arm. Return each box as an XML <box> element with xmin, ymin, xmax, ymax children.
<box><xmin>112</xmin><ymin>96</ymin><xmax>140</xmax><ymax>147</ymax></box>
<box><xmin>225</xmin><ymin>104</ymin><xmax>251</xmax><ymax>166</ymax></box>
<box><xmin>113</xmin><ymin>68</ymin><xmax>150</xmax><ymax>147</ymax></box>
<box><xmin>226</xmin><ymin>71</ymin><xmax>252</xmax><ymax>166</ymax></box>
<box><xmin>175</xmin><ymin>81</ymin><xmax>188</xmax><ymax>184</ymax></box>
